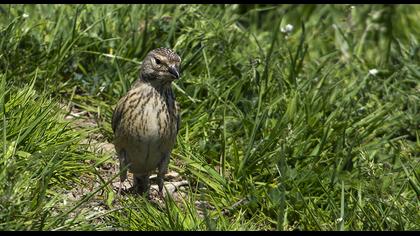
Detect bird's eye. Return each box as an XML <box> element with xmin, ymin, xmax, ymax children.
<box><xmin>155</xmin><ymin>58</ymin><xmax>161</xmax><ymax>65</ymax></box>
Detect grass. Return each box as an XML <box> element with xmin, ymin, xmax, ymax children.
<box><xmin>0</xmin><ymin>4</ymin><xmax>419</xmax><ymax>231</ymax></box>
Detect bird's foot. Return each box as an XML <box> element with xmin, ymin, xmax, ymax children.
<box><xmin>158</xmin><ymin>189</ymin><xmax>164</xmax><ymax>199</ymax></box>
<box><xmin>117</xmin><ymin>182</ymin><xmax>123</xmax><ymax>197</ymax></box>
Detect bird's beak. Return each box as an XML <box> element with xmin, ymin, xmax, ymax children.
<box><xmin>168</xmin><ymin>65</ymin><xmax>180</xmax><ymax>80</ymax></box>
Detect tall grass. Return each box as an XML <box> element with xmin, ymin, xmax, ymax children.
<box><xmin>0</xmin><ymin>4</ymin><xmax>419</xmax><ymax>230</ymax></box>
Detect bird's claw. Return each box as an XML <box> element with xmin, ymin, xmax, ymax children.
<box><xmin>117</xmin><ymin>180</ymin><xmax>124</xmax><ymax>197</ymax></box>
<box><xmin>158</xmin><ymin>190</ymin><xmax>164</xmax><ymax>199</ymax></box>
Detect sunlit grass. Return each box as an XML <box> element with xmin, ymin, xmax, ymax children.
<box><xmin>0</xmin><ymin>4</ymin><xmax>419</xmax><ymax>230</ymax></box>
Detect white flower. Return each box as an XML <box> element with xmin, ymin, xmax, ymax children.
<box><xmin>22</xmin><ymin>13</ymin><xmax>29</xmax><ymax>18</ymax></box>
<box><xmin>281</xmin><ymin>24</ymin><xmax>294</xmax><ymax>33</ymax></box>
<box><xmin>369</xmin><ymin>69</ymin><xmax>379</xmax><ymax>75</ymax></box>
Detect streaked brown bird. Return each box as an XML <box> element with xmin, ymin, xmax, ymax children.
<box><xmin>112</xmin><ymin>48</ymin><xmax>181</xmax><ymax>196</ymax></box>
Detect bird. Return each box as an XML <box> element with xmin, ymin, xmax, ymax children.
<box><xmin>111</xmin><ymin>48</ymin><xmax>181</xmax><ymax>196</ymax></box>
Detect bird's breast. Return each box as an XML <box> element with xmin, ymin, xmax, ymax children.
<box><xmin>127</xmin><ymin>85</ymin><xmax>177</xmax><ymax>145</ymax></box>
<box><xmin>140</xmin><ymin>100</ymin><xmax>172</xmax><ymax>140</ymax></box>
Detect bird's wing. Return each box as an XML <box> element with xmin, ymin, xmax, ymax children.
<box><xmin>111</xmin><ymin>95</ymin><xmax>127</xmax><ymax>133</ymax></box>
<box><xmin>112</xmin><ymin>96</ymin><xmax>129</xmax><ymax>182</ymax></box>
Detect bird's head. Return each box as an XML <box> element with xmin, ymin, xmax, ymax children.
<box><xmin>140</xmin><ymin>48</ymin><xmax>181</xmax><ymax>84</ymax></box>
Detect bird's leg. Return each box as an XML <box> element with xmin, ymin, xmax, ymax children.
<box><xmin>134</xmin><ymin>174</ymin><xmax>150</xmax><ymax>197</ymax></box>
<box><xmin>157</xmin><ymin>153</ymin><xmax>170</xmax><ymax>197</ymax></box>
<box><xmin>118</xmin><ymin>181</ymin><xmax>123</xmax><ymax>196</ymax></box>
<box><xmin>118</xmin><ymin>149</ymin><xmax>128</xmax><ymax>196</ymax></box>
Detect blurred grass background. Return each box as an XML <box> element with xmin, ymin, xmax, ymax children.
<box><xmin>0</xmin><ymin>4</ymin><xmax>419</xmax><ymax>230</ymax></box>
